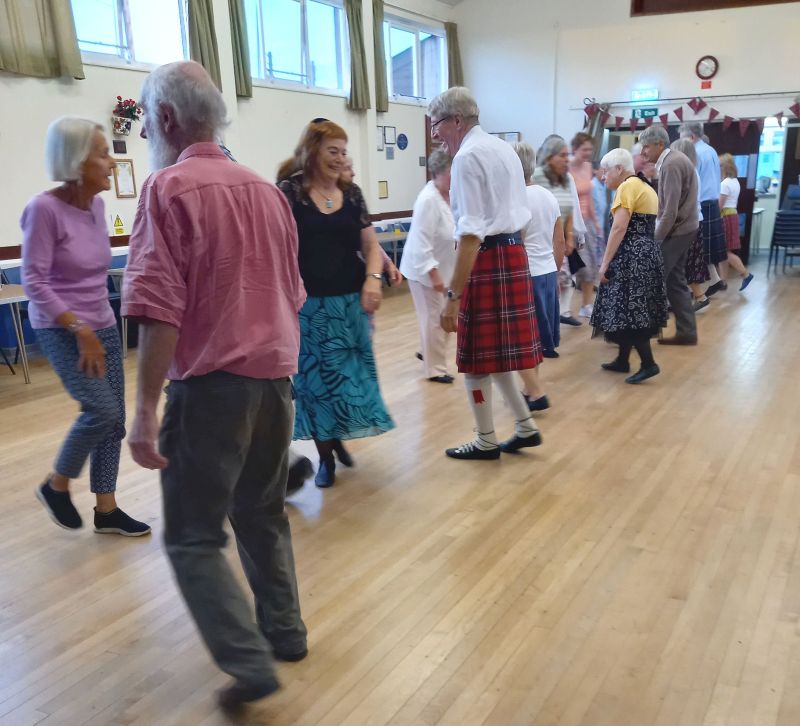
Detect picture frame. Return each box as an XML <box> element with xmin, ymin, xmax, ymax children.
<box><xmin>113</xmin><ymin>159</ymin><xmax>137</xmax><ymax>198</ymax></box>
<box><xmin>378</xmin><ymin>180</ymin><xmax>389</xmax><ymax>199</ymax></box>
<box><xmin>383</xmin><ymin>126</ymin><xmax>397</xmax><ymax>145</ymax></box>
<box><xmin>490</xmin><ymin>131</ymin><xmax>522</xmax><ymax>144</ymax></box>
<box><xmin>377</xmin><ymin>126</ymin><xmax>384</xmax><ymax>151</ymax></box>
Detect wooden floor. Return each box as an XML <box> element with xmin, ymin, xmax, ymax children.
<box><xmin>2</xmin><ymin>259</ymin><xmax>800</xmax><ymax>726</ymax></box>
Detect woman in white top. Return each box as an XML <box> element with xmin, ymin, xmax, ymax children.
<box><xmin>719</xmin><ymin>153</ymin><xmax>753</xmax><ymax>291</ymax></box>
<box><xmin>399</xmin><ymin>150</ymin><xmax>456</xmax><ymax>382</ymax></box>
<box><xmin>513</xmin><ymin>142</ymin><xmax>565</xmax><ymax>411</ymax></box>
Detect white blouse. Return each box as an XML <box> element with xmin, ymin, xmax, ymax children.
<box><xmin>400</xmin><ymin>181</ymin><xmax>456</xmax><ymax>287</ymax></box>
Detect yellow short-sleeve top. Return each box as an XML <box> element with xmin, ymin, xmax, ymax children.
<box><xmin>611</xmin><ymin>176</ymin><xmax>659</xmax><ymax>217</ymax></box>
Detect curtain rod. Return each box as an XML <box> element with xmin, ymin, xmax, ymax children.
<box><xmin>384</xmin><ymin>2</ymin><xmax>449</xmax><ymax>24</ymax></box>
<box><xmin>570</xmin><ymin>90</ymin><xmax>800</xmax><ymax>111</ymax></box>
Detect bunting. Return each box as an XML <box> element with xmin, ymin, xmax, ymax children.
<box><xmin>738</xmin><ymin>118</ymin><xmax>751</xmax><ymax>137</ymax></box>
<box><xmin>708</xmin><ymin>108</ymin><xmax>720</xmax><ymax>122</ymax></box>
<box><xmin>776</xmin><ymin>112</ymin><xmax>784</xmax><ymax>127</ymax></box>
<box><xmin>673</xmin><ymin>107</ymin><xmax>684</xmax><ymax>122</ymax></box>
<box><xmin>723</xmin><ymin>115</ymin><xmax>735</xmax><ymax>131</ymax></box>
<box><xmin>791</xmin><ymin>102</ymin><xmax>800</xmax><ymax>118</ymax></box>
<box><xmin>659</xmin><ymin>113</ymin><xmax>670</xmax><ymax>127</ymax></box>
<box><xmin>630</xmin><ymin>117</ymin><xmax>639</xmax><ymax>133</ymax></box>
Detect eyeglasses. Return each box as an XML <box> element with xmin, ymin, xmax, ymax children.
<box><xmin>430</xmin><ymin>116</ymin><xmax>452</xmax><ymax>133</ymax></box>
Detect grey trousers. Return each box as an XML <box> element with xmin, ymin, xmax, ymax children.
<box><xmin>159</xmin><ymin>372</ymin><xmax>307</xmax><ymax>688</ymax></box>
<box><xmin>661</xmin><ymin>232</ymin><xmax>697</xmax><ymax>339</ymax></box>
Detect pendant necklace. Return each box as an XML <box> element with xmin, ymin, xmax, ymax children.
<box><xmin>314</xmin><ymin>187</ymin><xmax>334</xmax><ymax>209</ymax></box>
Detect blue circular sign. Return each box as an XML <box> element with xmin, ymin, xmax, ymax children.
<box><xmin>397</xmin><ymin>133</ymin><xmax>408</xmax><ymax>150</ymax></box>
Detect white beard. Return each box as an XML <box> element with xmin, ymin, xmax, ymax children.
<box><xmin>147</xmin><ymin>128</ymin><xmax>181</xmax><ymax>172</ymax></box>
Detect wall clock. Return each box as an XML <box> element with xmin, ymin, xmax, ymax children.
<box><xmin>695</xmin><ymin>55</ymin><xmax>719</xmax><ymax>80</ymax></box>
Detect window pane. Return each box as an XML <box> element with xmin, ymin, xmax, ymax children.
<box><xmin>264</xmin><ymin>0</ymin><xmax>304</xmax><ymax>82</ymax></box>
<box><xmin>307</xmin><ymin>1</ymin><xmax>343</xmax><ymax>90</ymax></box>
<box><xmin>388</xmin><ymin>26</ymin><xmax>416</xmax><ymax>97</ymax></box>
<box><xmin>419</xmin><ymin>32</ymin><xmax>444</xmax><ymax>100</ymax></box>
<box><xmin>72</xmin><ymin>0</ymin><xmax>125</xmax><ymax>57</ymax></box>
<box><xmin>129</xmin><ymin>0</ymin><xmax>187</xmax><ymax>65</ymax></box>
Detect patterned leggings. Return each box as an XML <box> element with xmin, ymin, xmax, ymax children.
<box><xmin>36</xmin><ymin>327</ymin><xmax>125</xmax><ymax>493</ymax></box>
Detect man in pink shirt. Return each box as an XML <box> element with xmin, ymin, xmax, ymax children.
<box><xmin>122</xmin><ymin>61</ymin><xmax>307</xmax><ymax>711</ymax></box>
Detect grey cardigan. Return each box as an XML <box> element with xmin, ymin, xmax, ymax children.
<box><xmin>655</xmin><ymin>149</ymin><xmax>700</xmax><ymax>241</ymax></box>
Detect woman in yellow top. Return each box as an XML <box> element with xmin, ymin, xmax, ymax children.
<box><xmin>591</xmin><ymin>149</ymin><xmax>668</xmax><ymax>384</ymax></box>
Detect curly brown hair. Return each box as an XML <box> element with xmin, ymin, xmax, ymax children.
<box><xmin>277</xmin><ymin>119</ymin><xmax>348</xmax><ymax>189</ymax></box>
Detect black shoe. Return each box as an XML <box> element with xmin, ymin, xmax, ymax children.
<box><xmin>286</xmin><ymin>455</ymin><xmax>313</xmax><ymax>495</ymax></box>
<box><xmin>415</xmin><ymin>352</ymin><xmax>424</xmax><ymax>361</ymax></box>
<box><xmin>601</xmin><ymin>359</ymin><xmax>630</xmax><ymax>373</ymax></box>
<box><xmin>527</xmin><ymin>395</ymin><xmax>550</xmax><ymax>412</ymax></box>
<box><xmin>625</xmin><ymin>364</ymin><xmax>661</xmax><ymax>384</ymax></box>
<box><xmin>36</xmin><ymin>479</ymin><xmax>82</xmax><ymax>530</ymax></box>
<box><xmin>560</xmin><ymin>314</ymin><xmax>582</xmax><ymax>327</ymax></box>
<box><xmin>94</xmin><ymin>508</ymin><xmax>151</xmax><ymax>536</ymax></box>
<box><xmin>445</xmin><ymin>441</ymin><xmax>501</xmax><ymax>460</ymax></box>
<box><xmin>429</xmin><ymin>374</ymin><xmax>454</xmax><ymax>384</ymax></box>
<box><xmin>332</xmin><ymin>440</ymin><xmax>354</xmax><ymax>467</ymax></box>
<box><xmin>542</xmin><ymin>349</ymin><xmax>560</xmax><ymax>358</ymax></box>
<box><xmin>705</xmin><ymin>280</ymin><xmax>726</xmax><ymax>297</ymax></box>
<box><xmin>315</xmin><ymin>457</ymin><xmax>336</xmax><ymax>487</ymax></box>
<box><xmin>693</xmin><ymin>297</ymin><xmax>710</xmax><ymax>313</ymax></box>
<box><xmin>273</xmin><ymin>647</ymin><xmax>308</xmax><ymax>662</ymax></box>
<box><xmin>217</xmin><ymin>678</ymin><xmax>280</xmax><ymax>712</ymax></box>
<box><xmin>500</xmin><ymin>430</ymin><xmax>543</xmax><ymax>453</ymax></box>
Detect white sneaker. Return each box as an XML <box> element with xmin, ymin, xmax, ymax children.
<box><xmin>578</xmin><ymin>304</ymin><xmax>593</xmax><ymax>318</ymax></box>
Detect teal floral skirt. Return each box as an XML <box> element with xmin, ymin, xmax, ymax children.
<box><xmin>293</xmin><ymin>293</ymin><xmax>395</xmax><ymax>441</ymax></box>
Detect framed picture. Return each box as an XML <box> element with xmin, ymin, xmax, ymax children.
<box><xmin>490</xmin><ymin>131</ymin><xmax>521</xmax><ymax>144</ymax></box>
<box><xmin>383</xmin><ymin>126</ymin><xmax>397</xmax><ymax>145</ymax></box>
<box><xmin>377</xmin><ymin>126</ymin><xmax>384</xmax><ymax>151</ymax></box>
<box><xmin>113</xmin><ymin>159</ymin><xmax>137</xmax><ymax>198</ymax></box>
<box><xmin>378</xmin><ymin>180</ymin><xmax>389</xmax><ymax>199</ymax></box>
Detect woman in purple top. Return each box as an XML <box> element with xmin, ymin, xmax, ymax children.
<box><xmin>22</xmin><ymin>117</ymin><xmax>149</xmax><ymax>536</ymax></box>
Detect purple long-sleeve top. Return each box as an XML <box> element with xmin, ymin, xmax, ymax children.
<box><xmin>21</xmin><ymin>192</ymin><xmax>116</xmax><ymax>330</ymax></box>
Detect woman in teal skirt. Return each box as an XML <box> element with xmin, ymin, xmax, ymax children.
<box><xmin>278</xmin><ymin>120</ymin><xmax>394</xmax><ymax>487</ymax></box>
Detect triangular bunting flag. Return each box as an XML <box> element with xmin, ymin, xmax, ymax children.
<box><xmin>645</xmin><ymin>116</ymin><xmax>654</xmax><ymax>128</ymax></box>
<box><xmin>687</xmin><ymin>97</ymin><xmax>701</xmax><ymax>114</ymax></box>
<box><xmin>739</xmin><ymin>118</ymin><xmax>751</xmax><ymax>137</ymax></box>
<box><xmin>659</xmin><ymin>113</ymin><xmax>669</xmax><ymax>127</ymax></box>
<box><xmin>630</xmin><ymin>117</ymin><xmax>639</xmax><ymax>133</ymax></box>
<box><xmin>756</xmin><ymin>118</ymin><xmax>765</xmax><ymax>134</ymax></box>
<box><xmin>674</xmin><ymin>107</ymin><xmax>684</xmax><ymax>122</ymax></box>
<box><xmin>694</xmin><ymin>97</ymin><xmax>707</xmax><ymax>113</ymax></box>
<box><xmin>790</xmin><ymin>102</ymin><xmax>800</xmax><ymax>118</ymax></box>
<box><xmin>615</xmin><ymin>116</ymin><xmax>624</xmax><ymax>130</ymax></box>
<box><xmin>775</xmin><ymin>112</ymin><xmax>784</xmax><ymax>127</ymax></box>
<box><xmin>601</xmin><ymin>111</ymin><xmax>611</xmax><ymax>126</ymax></box>
<box><xmin>708</xmin><ymin>108</ymin><xmax>720</xmax><ymax>122</ymax></box>
<box><xmin>723</xmin><ymin>115</ymin><xmax>734</xmax><ymax>131</ymax></box>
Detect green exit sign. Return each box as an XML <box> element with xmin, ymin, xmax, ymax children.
<box><xmin>632</xmin><ymin>107</ymin><xmax>659</xmax><ymax>119</ymax></box>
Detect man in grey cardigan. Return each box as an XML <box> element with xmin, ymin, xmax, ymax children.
<box><xmin>640</xmin><ymin>124</ymin><xmax>699</xmax><ymax>345</ymax></box>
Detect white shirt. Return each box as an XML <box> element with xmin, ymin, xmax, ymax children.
<box><xmin>399</xmin><ymin>180</ymin><xmax>456</xmax><ymax>286</ymax></box>
<box><xmin>521</xmin><ymin>185</ymin><xmax>560</xmax><ymax>277</ymax></box>
<box><xmin>720</xmin><ymin>177</ymin><xmax>740</xmax><ymax>210</ymax></box>
<box><xmin>655</xmin><ymin>147</ymin><xmax>671</xmax><ymax>176</ymax></box>
<box><xmin>450</xmin><ymin>125</ymin><xmax>531</xmax><ymax>240</ymax></box>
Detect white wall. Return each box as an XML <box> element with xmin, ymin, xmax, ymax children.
<box><xmin>454</xmin><ymin>0</ymin><xmax>800</xmax><ymax>148</ymax></box>
<box><xmin>0</xmin><ymin>0</ymin><xmax>453</xmax><ymax>248</ymax></box>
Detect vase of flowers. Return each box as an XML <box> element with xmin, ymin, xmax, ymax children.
<box><xmin>111</xmin><ymin>95</ymin><xmax>142</xmax><ymax>136</ymax></box>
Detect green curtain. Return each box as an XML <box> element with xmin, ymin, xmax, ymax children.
<box><xmin>444</xmin><ymin>22</ymin><xmax>463</xmax><ymax>88</ymax></box>
<box><xmin>0</xmin><ymin>0</ymin><xmax>84</xmax><ymax>79</ymax></box>
<box><xmin>228</xmin><ymin>0</ymin><xmax>252</xmax><ymax>98</ymax></box>
<box><xmin>188</xmin><ymin>0</ymin><xmax>223</xmax><ymax>90</ymax></box>
<box><xmin>372</xmin><ymin>0</ymin><xmax>388</xmax><ymax>113</ymax></box>
<box><xmin>343</xmin><ymin>0</ymin><xmax>370</xmax><ymax>111</ymax></box>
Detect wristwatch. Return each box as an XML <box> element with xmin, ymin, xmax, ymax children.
<box><xmin>447</xmin><ymin>289</ymin><xmax>461</xmax><ymax>300</ymax></box>
<box><xmin>367</xmin><ymin>272</ymin><xmax>383</xmax><ymax>281</ymax></box>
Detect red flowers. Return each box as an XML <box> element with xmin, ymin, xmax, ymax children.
<box><xmin>113</xmin><ymin>95</ymin><xmax>143</xmax><ymax>121</ymax></box>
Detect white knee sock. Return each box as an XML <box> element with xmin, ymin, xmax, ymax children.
<box><xmin>493</xmin><ymin>372</ymin><xmax>539</xmax><ymax>437</ymax></box>
<box><xmin>464</xmin><ymin>374</ymin><xmax>498</xmax><ymax>449</ymax></box>
<box><xmin>560</xmin><ymin>283</ymin><xmax>574</xmax><ymax>317</ymax></box>
<box><xmin>707</xmin><ymin>264</ymin><xmax>720</xmax><ymax>285</ymax></box>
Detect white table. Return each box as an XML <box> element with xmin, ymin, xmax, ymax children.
<box><xmin>0</xmin><ymin>284</ymin><xmax>31</xmax><ymax>383</ymax></box>
<box><xmin>376</xmin><ymin>230</ymin><xmax>408</xmax><ymax>266</ymax></box>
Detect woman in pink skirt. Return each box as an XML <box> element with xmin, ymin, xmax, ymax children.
<box><xmin>719</xmin><ymin>153</ymin><xmax>754</xmax><ymax>291</ymax></box>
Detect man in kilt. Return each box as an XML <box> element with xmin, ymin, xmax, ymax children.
<box><xmin>429</xmin><ymin>87</ymin><xmax>543</xmax><ymax>460</ymax></box>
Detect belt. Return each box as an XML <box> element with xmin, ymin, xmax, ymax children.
<box><xmin>480</xmin><ymin>232</ymin><xmax>522</xmax><ymax>251</ymax></box>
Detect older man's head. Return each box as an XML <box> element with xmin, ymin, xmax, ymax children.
<box><xmin>427</xmin><ymin>86</ymin><xmax>479</xmax><ymax>156</ymax></box>
<box><xmin>140</xmin><ymin>61</ymin><xmax>228</xmax><ymax>170</ymax></box>
<box><xmin>638</xmin><ymin>124</ymin><xmax>670</xmax><ymax>165</ymax></box>
<box><xmin>679</xmin><ymin>122</ymin><xmax>704</xmax><ymax>143</ymax></box>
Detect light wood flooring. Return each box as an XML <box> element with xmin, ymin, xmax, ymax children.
<box><xmin>2</xmin><ymin>259</ymin><xmax>800</xmax><ymax>725</ymax></box>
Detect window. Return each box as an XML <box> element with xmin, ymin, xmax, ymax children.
<box><xmin>631</xmin><ymin>0</ymin><xmax>797</xmax><ymax>15</ymax></box>
<box><xmin>245</xmin><ymin>0</ymin><xmax>348</xmax><ymax>92</ymax></box>
<box><xmin>383</xmin><ymin>16</ymin><xmax>446</xmax><ymax>102</ymax></box>
<box><xmin>71</xmin><ymin>0</ymin><xmax>188</xmax><ymax>66</ymax></box>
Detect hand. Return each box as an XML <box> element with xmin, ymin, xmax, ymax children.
<box><xmin>76</xmin><ymin>327</ymin><xmax>106</xmax><ymax>378</ymax></box>
<box><xmin>565</xmin><ymin>239</ymin><xmax>575</xmax><ymax>255</ymax></box>
<box><xmin>440</xmin><ymin>298</ymin><xmax>459</xmax><ymax>333</ymax></box>
<box><xmin>429</xmin><ymin>268</ymin><xmax>446</xmax><ymax>294</ymax></box>
<box><xmin>361</xmin><ymin>277</ymin><xmax>383</xmax><ymax>313</ymax></box>
<box><xmin>385</xmin><ymin>261</ymin><xmax>403</xmax><ymax>287</ymax></box>
<box><xmin>599</xmin><ymin>263</ymin><xmax>610</xmax><ymax>284</ymax></box>
<box><xmin>128</xmin><ymin>408</ymin><xmax>168</xmax><ymax>469</ymax></box>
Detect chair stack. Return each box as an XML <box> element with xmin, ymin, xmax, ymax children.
<box><xmin>768</xmin><ymin>209</ymin><xmax>800</xmax><ymax>273</ymax></box>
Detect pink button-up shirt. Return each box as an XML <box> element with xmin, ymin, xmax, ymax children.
<box><xmin>122</xmin><ymin>143</ymin><xmax>306</xmax><ymax>381</ymax></box>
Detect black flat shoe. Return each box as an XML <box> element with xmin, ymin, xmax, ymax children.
<box><xmin>36</xmin><ymin>479</ymin><xmax>82</xmax><ymax>530</ymax></box>
<box><xmin>273</xmin><ymin>647</ymin><xmax>308</xmax><ymax>662</ymax></box>
<box><xmin>445</xmin><ymin>441</ymin><xmax>501</xmax><ymax>460</ymax></box>
<box><xmin>542</xmin><ymin>349</ymin><xmax>560</xmax><ymax>358</ymax></box>
<box><xmin>560</xmin><ymin>314</ymin><xmax>582</xmax><ymax>327</ymax></box>
<box><xmin>315</xmin><ymin>457</ymin><xmax>336</xmax><ymax>487</ymax></box>
<box><xmin>218</xmin><ymin>678</ymin><xmax>280</xmax><ymax>712</ymax></box>
<box><xmin>625</xmin><ymin>364</ymin><xmax>660</xmax><ymax>384</ymax></box>
<box><xmin>601</xmin><ymin>359</ymin><xmax>630</xmax><ymax>373</ymax></box>
<box><xmin>94</xmin><ymin>508</ymin><xmax>151</xmax><ymax>537</ymax></box>
<box><xmin>527</xmin><ymin>395</ymin><xmax>550</xmax><ymax>412</ymax></box>
<box><xmin>332</xmin><ymin>440</ymin><xmax>354</xmax><ymax>467</ymax></box>
<box><xmin>286</xmin><ymin>455</ymin><xmax>314</xmax><ymax>495</ymax></box>
<box><xmin>500</xmin><ymin>431</ymin><xmax>543</xmax><ymax>453</ymax></box>
<box><xmin>429</xmin><ymin>374</ymin><xmax>454</xmax><ymax>384</ymax></box>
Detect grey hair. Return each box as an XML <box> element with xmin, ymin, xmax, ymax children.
<box><xmin>638</xmin><ymin>124</ymin><xmax>669</xmax><ymax>148</ymax></box>
<box><xmin>512</xmin><ymin>141</ymin><xmax>536</xmax><ymax>182</ymax></box>
<box><xmin>427</xmin><ymin>86</ymin><xmax>479</xmax><ymax>123</ymax></box>
<box><xmin>631</xmin><ymin>142</ymin><xmax>642</xmax><ymax>156</ymax></box>
<box><xmin>537</xmin><ymin>135</ymin><xmax>567</xmax><ymax>166</ymax></box>
<box><xmin>44</xmin><ymin>116</ymin><xmax>103</xmax><ymax>182</ymax></box>
<box><xmin>600</xmin><ymin>148</ymin><xmax>635</xmax><ymax>174</ymax></box>
<box><xmin>679</xmin><ymin>122</ymin><xmax>704</xmax><ymax>139</ymax></box>
<box><xmin>427</xmin><ymin>149</ymin><xmax>452</xmax><ymax>177</ymax></box>
<box><xmin>670</xmin><ymin>137</ymin><xmax>697</xmax><ymax>165</ymax></box>
<box><xmin>141</xmin><ymin>61</ymin><xmax>228</xmax><ymax>139</ymax></box>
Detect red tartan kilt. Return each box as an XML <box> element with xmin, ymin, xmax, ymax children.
<box><xmin>456</xmin><ymin>243</ymin><xmax>543</xmax><ymax>374</ymax></box>
<box><xmin>722</xmin><ymin>212</ymin><xmax>741</xmax><ymax>251</ymax></box>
